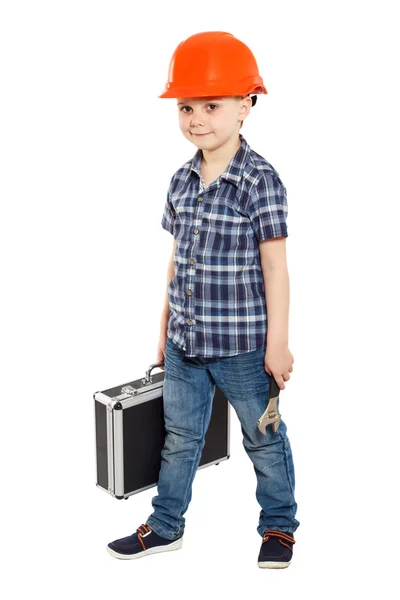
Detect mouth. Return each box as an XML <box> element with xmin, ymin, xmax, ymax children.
<box><xmin>191</xmin><ymin>132</ymin><xmax>211</xmax><ymax>137</ymax></box>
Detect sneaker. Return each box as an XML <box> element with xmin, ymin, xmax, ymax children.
<box><xmin>106</xmin><ymin>523</ymin><xmax>183</xmax><ymax>560</ymax></box>
<box><xmin>257</xmin><ymin>529</ymin><xmax>296</xmax><ymax>569</ymax></box>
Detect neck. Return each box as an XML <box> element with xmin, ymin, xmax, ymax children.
<box><xmin>201</xmin><ymin>134</ymin><xmax>241</xmax><ymax>168</ymax></box>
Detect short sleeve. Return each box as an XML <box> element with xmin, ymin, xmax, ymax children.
<box><xmin>161</xmin><ymin>190</ymin><xmax>176</xmax><ymax>236</ymax></box>
<box><xmin>247</xmin><ymin>172</ymin><xmax>288</xmax><ymax>242</ymax></box>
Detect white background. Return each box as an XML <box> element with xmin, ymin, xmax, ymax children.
<box><xmin>1</xmin><ymin>0</ymin><xmax>399</xmax><ymax>597</ymax></box>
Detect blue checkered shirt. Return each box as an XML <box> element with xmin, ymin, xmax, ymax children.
<box><xmin>161</xmin><ymin>133</ymin><xmax>288</xmax><ymax>358</ymax></box>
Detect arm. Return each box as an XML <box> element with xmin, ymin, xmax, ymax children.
<box><xmin>259</xmin><ymin>236</ymin><xmax>293</xmax><ymax>388</ymax></box>
<box><xmin>260</xmin><ymin>237</ymin><xmax>289</xmax><ymax>345</ymax></box>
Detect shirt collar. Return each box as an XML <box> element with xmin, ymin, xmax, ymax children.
<box><xmin>189</xmin><ymin>133</ymin><xmax>251</xmax><ymax>188</ymax></box>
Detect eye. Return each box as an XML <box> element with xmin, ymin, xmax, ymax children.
<box><xmin>179</xmin><ymin>104</ymin><xmax>218</xmax><ymax>113</ymax></box>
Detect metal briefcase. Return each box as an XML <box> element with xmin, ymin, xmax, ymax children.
<box><xmin>94</xmin><ymin>361</ymin><xmax>231</xmax><ymax>499</ymax></box>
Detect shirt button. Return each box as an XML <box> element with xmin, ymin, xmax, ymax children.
<box><xmin>198</xmin><ymin>196</ymin><xmax>203</xmax><ymax>202</ymax></box>
<box><xmin>187</xmin><ymin>320</ymin><xmax>193</xmax><ymax>326</ymax></box>
<box><xmin>193</xmin><ymin>228</ymin><xmax>199</xmax><ymax>234</ymax></box>
<box><xmin>189</xmin><ymin>258</ymin><xmax>195</xmax><ymax>265</ymax></box>
<box><xmin>187</xmin><ymin>290</ymin><xmax>192</xmax><ymax>296</ymax></box>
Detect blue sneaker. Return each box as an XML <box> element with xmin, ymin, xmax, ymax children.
<box><xmin>257</xmin><ymin>529</ymin><xmax>296</xmax><ymax>569</ymax></box>
<box><xmin>106</xmin><ymin>524</ymin><xmax>183</xmax><ymax>560</ymax></box>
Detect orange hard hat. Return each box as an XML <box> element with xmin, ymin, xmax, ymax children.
<box><xmin>158</xmin><ymin>31</ymin><xmax>267</xmax><ymax>104</ymax></box>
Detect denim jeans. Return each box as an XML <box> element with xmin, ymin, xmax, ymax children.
<box><xmin>146</xmin><ymin>337</ymin><xmax>300</xmax><ymax>541</ymax></box>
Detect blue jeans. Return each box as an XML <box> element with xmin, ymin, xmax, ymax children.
<box><xmin>146</xmin><ymin>338</ymin><xmax>300</xmax><ymax>541</ymax></box>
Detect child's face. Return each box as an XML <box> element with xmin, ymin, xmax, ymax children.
<box><xmin>176</xmin><ymin>96</ymin><xmax>249</xmax><ymax>149</ymax></box>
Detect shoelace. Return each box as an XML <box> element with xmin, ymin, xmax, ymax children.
<box><xmin>262</xmin><ymin>529</ymin><xmax>296</xmax><ymax>552</ymax></box>
<box><xmin>136</xmin><ymin>524</ymin><xmax>152</xmax><ymax>551</ymax></box>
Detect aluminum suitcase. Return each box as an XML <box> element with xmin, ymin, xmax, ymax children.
<box><xmin>94</xmin><ymin>360</ymin><xmax>231</xmax><ymax>499</ymax></box>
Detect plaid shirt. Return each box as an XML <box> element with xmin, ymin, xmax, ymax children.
<box><xmin>161</xmin><ymin>133</ymin><xmax>288</xmax><ymax>358</ymax></box>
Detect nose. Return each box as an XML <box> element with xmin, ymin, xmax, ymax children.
<box><xmin>189</xmin><ymin>109</ymin><xmax>204</xmax><ymax>128</ymax></box>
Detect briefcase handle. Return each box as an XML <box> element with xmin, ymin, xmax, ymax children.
<box><xmin>143</xmin><ymin>361</ymin><xmax>165</xmax><ymax>385</ymax></box>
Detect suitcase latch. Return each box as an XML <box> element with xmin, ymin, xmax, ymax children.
<box><xmin>121</xmin><ymin>385</ymin><xmax>138</xmax><ymax>396</ymax></box>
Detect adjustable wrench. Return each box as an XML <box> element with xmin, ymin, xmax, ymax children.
<box><xmin>257</xmin><ymin>375</ymin><xmax>282</xmax><ymax>434</ymax></box>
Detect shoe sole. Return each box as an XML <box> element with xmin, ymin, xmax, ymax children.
<box><xmin>106</xmin><ymin>537</ymin><xmax>183</xmax><ymax>560</ymax></box>
<box><xmin>258</xmin><ymin>560</ymin><xmax>291</xmax><ymax>569</ymax></box>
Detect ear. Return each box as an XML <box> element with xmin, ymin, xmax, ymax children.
<box><xmin>239</xmin><ymin>96</ymin><xmax>252</xmax><ymax>123</ymax></box>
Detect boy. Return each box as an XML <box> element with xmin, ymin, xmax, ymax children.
<box><xmin>107</xmin><ymin>31</ymin><xmax>299</xmax><ymax>569</ymax></box>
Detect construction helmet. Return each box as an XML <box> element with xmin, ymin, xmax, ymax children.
<box><xmin>158</xmin><ymin>31</ymin><xmax>267</xmax><ymax>106</ymax></box>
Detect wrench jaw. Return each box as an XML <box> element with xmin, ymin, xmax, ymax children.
<box><xmin>271</xmin><ymin>414</ymin><xmax>281</xmax><ymax>433</ymax></box>
<box><xmin>257</xmin><ymin>396</ymin><xmax>281</xmax><ymax>435</ymax></box>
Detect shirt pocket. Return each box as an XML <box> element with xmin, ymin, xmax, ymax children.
<box><xmin>201</xmin><ymin>196</ymin><xmax>251</xmax><ymax>250</ymax></box>
<box><xmin>174</xmin><ymin>201</ymin><xmax>195</xmax><ymax>220</ymax></box>
<box><xmin>169</xmin><ymin>195</ymin><xmax>196</xmax><ymax>242</ymax></box>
